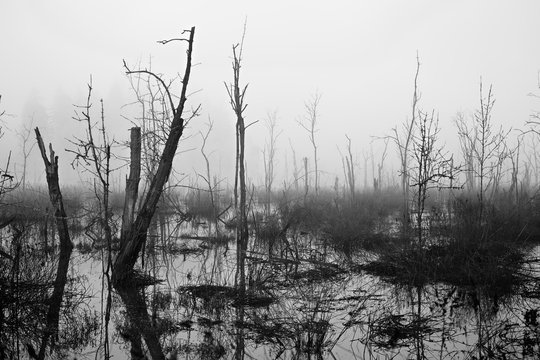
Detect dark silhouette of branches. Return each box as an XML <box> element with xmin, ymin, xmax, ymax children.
<box><xmin>114</xmin><ymin>26</ymin><xmax>196</xmax><ymax>283</ymax></box>
<box><xmin>123</xmin><ymin>60</ymin><xmax>176</xmax><ymax>119</ymax></box>
<box><xmin>387</xmin><ymin>55</ymin><xmax>421</xmax><ymax>230</ymax></box>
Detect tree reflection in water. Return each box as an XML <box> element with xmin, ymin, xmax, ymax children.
<box><xmin>4</xmin><ymin>214</ymin><xmax>540</xmax><ymax>359</ymax></box>
<box><xmin>104</xmin><ymin>216</ymin><xmax>540</xmax><ymax>359</ymax></box>
<box><xmin>0</xmin><ymin>220</ymin><xmax>98</xmax><ymax>359</ymax></box>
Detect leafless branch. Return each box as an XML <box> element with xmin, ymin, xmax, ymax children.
<box><xmin>123</xmin><ymin>59</ymin><xmax>176</xmax><ymax>118</ymax></box>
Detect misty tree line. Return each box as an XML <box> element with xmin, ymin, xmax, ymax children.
<box><xmin>1</xmin><ymin>29</ymin><xmax>540</xmax><ymax>246</ymax></box>
<box><xmin>2</xmin><ymin>57</ymin><xmax>540</xmax><ymax>215</ymax></box>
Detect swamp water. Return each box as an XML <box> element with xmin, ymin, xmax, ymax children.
<box><xmin>3</xmin><ymin>215</ymin><xmax>540</xmax><ymax>359</ymax></box>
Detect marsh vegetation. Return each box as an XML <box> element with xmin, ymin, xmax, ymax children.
<box><xmin>2</xmin><ymin>27</ymin><xmax>540</xmax><ymax>360</ymax></box>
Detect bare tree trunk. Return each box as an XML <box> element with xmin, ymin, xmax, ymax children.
<box><xmin>362</xmin><ymin>150</ymin><xmax>370</xmax><ymax>190</ymax></box>
<box><xmin>377</xmin><ymin>138</ymin><xmax>389</xmax><ymax>192</ymax></box>
<box><xmin>345</xmin><ymin>135</ymin><xmax>355</xmax><ymax>199</ymax></box>
<box><xmin>121</xmin><ymin>127</ymin><xmax>142</xmax><ymax>243</ymax></box>
<box><xmin>17</xmin><ymin>117</ymin><xmax>36</xmax><ymax>191</ymax></box>
<box><xmin>290</xmin><ymin>140</ymin><xmax>299</xmax><ymax>192</ymax></box>
<box><xmin>34</xmin><ymin>128</ymin><xmax>73</xmax><ymax>360</ymax></box>
<box><xmin>299</xmin><ymin>93</ymin><xmax>322</xmax><ymax>195</ymax></box>
<box><xmin>225</xmin><ymin>34</ymin><xmax>249</xmax><ymax>295</ymax></box>
<box><xmin>200</xmin><ymin>119</ymin><xmax>219</xmax><ymax>235</ymax></box>
<box><xmin>389</xmin><ymin>56</ymin><xmax>420</xmax><ymax>233</ymax></box>
<box><xmin>263</xmin><ymin>111</ymin><xmax>280</xmax><ymax>214</ymax></box>
<box><xmin>237</xmin><ymin>118</ymin><xmax>248</xmax><ymax>292</ymax></box>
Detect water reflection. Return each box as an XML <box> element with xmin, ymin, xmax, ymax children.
<box><xmin>82</xmin><ymin>215</ymin><xmax>540</xmax><ymax>359</ymax></box>
<box><xmin>0</xmin><ymin>220</ymin><xmax>98</xmax><ymax>359</ymax></box>
<box><xmin>4</xmin><ymin>213</ymin><xmax>540</xmax><ymax>359</ymax></box>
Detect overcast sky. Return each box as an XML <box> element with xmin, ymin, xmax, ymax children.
<box><xmin>1</xmin><ymin>1</ymin><xmax>540</xmax><ymax>188</ymax></box>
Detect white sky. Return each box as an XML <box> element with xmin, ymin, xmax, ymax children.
<box><xmin>1</xmin><ymin>1</ymin><xmax>540</xmax><ymax>188</ymax></box>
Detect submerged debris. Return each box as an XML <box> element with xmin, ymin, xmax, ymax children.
<box><xmin>369</xmin><ymin>313</ymin><xmax>438</xmax><ymax>349</ymax></box>
<box><xmin>178</xmin><ymin>284</ymin><xmax>276</xmax><ymax>308</ymax></box>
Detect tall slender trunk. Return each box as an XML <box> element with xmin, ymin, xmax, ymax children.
<box><xmin>225</xmin><ymin>37</ymin><xmax>249</xmax><ymax>295</ymax></box>
<box><xmin>237</xmin><ymin>121</ymin><xmax>248</xmax><ymax>293</ymax></box>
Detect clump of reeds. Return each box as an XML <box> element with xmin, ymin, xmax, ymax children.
<box><xmin>364</xmin><ymin>240</ymin><xmax>525</xmax><ymax>294</ymax></box>
<box><xmin>184</xmin><ymin>189</ymin><xmax>218</xmax><ymax>221</ymax></box>
<box><xmin>276</xmin><ymin>189</ymin><xmax>402</xmax><ymax>255</ymax></box>
<box><xmin>253</xmin><ymin>212</ymin><xmax>282</xmax><ymax>242</ymax></box>
<box><xmin>364</xmin><ymin>192</ymin><xmax>534</xmax><ymax>294</ymax></box>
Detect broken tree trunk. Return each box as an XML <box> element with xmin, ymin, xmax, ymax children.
<box><xmin>121</xmin><ymin>127</ymin><xmax>141</xmax><ymax>244</ymax></box>
<box><xmin>34</xmin><ymin>127</ymin><xmax>73</xmax><ymax>360</ymax></box>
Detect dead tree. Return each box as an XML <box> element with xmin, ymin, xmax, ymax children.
<box><xmin>262</xmin><ymin>110</ymin><xmax>281</xmax><ymax>213</ymax></box>
<box><xmin>362</xmin><ymin>150</ymin><xmax>371</xmax><ymax>190</ymax></box>
<box><xmin>376</xmin><ymin>138</ymin><xmax>390</xmax><ymax>192</ymax></box>
<box><xmin>339</xmin><ymin>135</ymin><xmax>355</xmax><ymax>199</ymax></box>
<box><xmin>475</xmin><ymin>82</ymin><xmax>497</xmax><ymax>218</ymax></box>
<box><xmin>225</xmin><ymin>29</ymin><xmax>249</xmax><ymax>294</ymax></box>
<box><xmin>409</xmin><ymin>111</ymin><xmax>452</xmax><ymax>247</ymax></box>
<box><xmin>455</xmin><ymin>112</ymin><xmax>477</xmax><ymax>192</ymax></box>
<box><xmin>524</xmin><ymin>134</ymin><xmax>539</xmax><ymax>188</ymax></box>
<box><xmin>389</xmin><ymin>56</ymin><xmax>420</xmax><ymax>231</ymax></box>
<box><xmin>289</xmin><ymin>139</ymin><xmax>300</xmax><ymax>192</ymax></box>
<box><xmin>0</xmin><ymin>97</ymin><xmax>16</xmax><ymax>200</ymax></box>
<box><xmin>525</xmin><ymin>75</ymin><xmax>540</xmax><ymax>187</ymax></box>
<box><xmin>298</xmin><ymin>92</ymin><xmax>322</xmax><ymax>195</ymax></box>
<box><xmin>16</xmin><ymin>116</ymin><xmax>36</xmax><ymax>190</ymax></box>
<box><xmin>0</xmin><ymin>151</ymin><xmax>15</xmax><ymax>201</ymax></box>
<box><xmin>67</xmin><ymin>79</ymin><xmax>114</xmax><ymax>254</ymax></box>
<box><xmin>303</xmin><ymin>157</ymin><xmax>309</xmax><ymax>203</ymax></box>
<box><xmin>111</xmin><ymin>28</ymin><xmax>196</xmax><ymax>360</ymax></box>
<box><xmin>34</xmin><ymin>128</ymin><xmax>73</xmax><ymax>360</ymax></box>
<box><xmin>65</xmin><ymin>81</ymin><xmax>116</xmax><ymax>358</ymax></box>
<box><xmin>457</xmin><ymin>82</ymin><xmax>510</xmax><ymax>222</ymax></box>
<box><xmin>115</xmin><ymin>128</ymin><xmax>167</xmax><ymax>359</ymax></box>
<box><xmin>113</xmin><ymin>27</ymin><xmax>196</xmax><ymax>283</ymax></box>
<box><xmin>508</xmin><ymin>141</ymin><xmax>521</xmax><ymax>205</ymax></box>
<box><xmin>121</xmin><ymin>128</ymin><xmax>141</xmax><ymax>244</ymax></box>
<box><xmin>345</xmin><ymin>135</ymin><xmax>355</xmax><ymax>198</ymax></box>
<box><xmin>198</xmin><ymin>118</ymin><xmax>219</xmax><ymax>235</ymax></box>
<box><xmin>124</xmin><ymin>58</ymin><xmax>178</xmax><ymax>189</ymax></box>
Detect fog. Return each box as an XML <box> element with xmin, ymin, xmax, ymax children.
<box><xmin>1</xmin><ymin>1</ymin><xmax>540</xmax><ymax>188</ymax></box>
<box><xmin>4</xmin><ymin>3</ymin><xmax>540</xmax><ymax>359</ymax></box>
